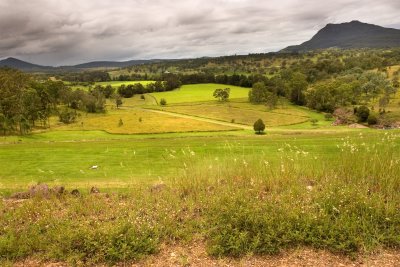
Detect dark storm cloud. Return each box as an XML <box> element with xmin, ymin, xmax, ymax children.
<box><xmin>1</xmin><ymin>0</ymin><xmax>399</xmax><ymax>65</ymax></box>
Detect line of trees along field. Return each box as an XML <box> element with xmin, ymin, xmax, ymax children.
<box><xmin>0</xmin><ymin>68</ymin><xmax>107</xmax><ymax>135</ymax></box>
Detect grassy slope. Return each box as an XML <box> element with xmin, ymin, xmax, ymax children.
<box><xmin>51</xmin><ymin>109</ymin><xmax>236</xmax><ymax>134</ymax></box>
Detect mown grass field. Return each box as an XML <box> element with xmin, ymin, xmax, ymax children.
<box><xmin>149</xmin><ymin>83</ymin><xmax>249</xmax><ymax>104</ymax></box>
<box><xmin>151</xmin><ymin>99</ymin><xmax>331</xmax><ymax>127</ymax></box>
<box><xmin>51</xmin><ymin>109</ymin><xmax>236</xmax><ymax>134</ymax></box>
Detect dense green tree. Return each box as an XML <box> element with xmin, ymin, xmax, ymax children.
<box><xmin>253</xmin><ymin>119</ymin><xmax>265</xmax><ymax>134</ymax></box>
<box><xmin>264</xmin><ymin>91</ymin><xmax>278</xmax><ymax>110</ymax></box>
<box><xmin>249</xmin><ymin>82</ymin><xmax>267</xmax><ymax>103</ymax></box>
<box><xmin>213</xmin><ymin>88</ymin><xmax>230</xmax><ymax>101</ymax></box>
<box><xmin>288</xmin><ymin>72</ymin><xmax>308</xmax><ymax>105</ymax></box>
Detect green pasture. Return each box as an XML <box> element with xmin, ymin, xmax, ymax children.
<box><xmin>149</xmin><ymin>83</ymin><xmax>250</xmax><ymax>104</ymax></box>
<box><xmin>0</xmin><ymin>129</ymin><xmax>394</xmax><ymax>191</ymax></box>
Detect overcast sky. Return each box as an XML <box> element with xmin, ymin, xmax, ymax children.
<box><xmin>1</xmin><ymin>0</ymin><xmax>399</xmax><ymax>66</ymax></box>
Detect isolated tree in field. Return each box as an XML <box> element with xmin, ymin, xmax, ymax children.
<box><xmin>253</xmin><ymin>119</ymin><xmax>265</xmax><ymax>134</ymax></box>
<box><xmin>213</xmin><ymin>88</ymin><xmax>230</xmax><ymax>101</ymax></box>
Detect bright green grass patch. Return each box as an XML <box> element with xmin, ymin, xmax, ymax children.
<box><xmin>149</xmin><ymin>84</ymin><xmax>250</xmax><ymax>104</ymax></box>
<box><xmin>0</xmin><ymin>130</ymin><xmax>396</xmax><ymax>190</ymax></box>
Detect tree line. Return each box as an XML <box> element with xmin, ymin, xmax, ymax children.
<box><xmin>247</xmin><ymin>69</ymin><xmax>397</xmax><ymax>114</ymax></box>
<box><xmin>0</xmin><ymin>68</ymin><xmax>107</xmax><ymax>135</ymax></box>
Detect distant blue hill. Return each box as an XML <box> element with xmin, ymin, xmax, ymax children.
<box><xmin>0</xmin><ymin>57</ymin><xmax>171</xmax><ymax>72</ymax></box>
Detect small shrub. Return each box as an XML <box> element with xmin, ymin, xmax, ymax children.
<box><xmin>118</xmin><ymin>118</ymin><xmax>123</xmax><ymax>127</ymax></box>
<box><xmin>367</xmin><ymin>114</ymin><xmax>378</xmax><ymax>125</ymax></box>
<box><xmin>160</xmin><ymin>98</ymin><xmax>167</xmax><ymax>106</ymax></box>
<box><xmin>355</xmin><ymin>105</ymin><xmax>370</xmax><ymax>123</ymax></box>
<box><xmin>139</xmin><ymin>117</ymin><xmax>142</xmax><ymax>122</ymax></box>
<box><xmin>140</xmin><ymin>94</ymin><xmax>145</xmax><ymax>100</ymax></box>
<box><xmin>59</xmin><ymin>109</ymin><xmax>77</xmax><ymax>124</ymax></box>
<box><xmin>324</xmin><ymin>113</ymin><xmax>333</xmax><ymax>121</ymax></box>
<box><xmin>115</xmin><ymin>98</ymin><xmax>123</xmax><ymax>109</ymax></box>
<box><xmin>231</xmin><ymin>119</ymin><xmax>235</xmax><ymax>123</ymax></box>
<box><xmin>310</xmin><ymin>118</ymin><xmax>318</xmax><ymax>126</ymax></box>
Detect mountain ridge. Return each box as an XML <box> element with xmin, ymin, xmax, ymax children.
<box><xmin>281</xmin><ymin>20</ymin><xmax>400</xmax><ymax>52</ymax></box>
<box><xmin>0</xmin><ymin>57</ymin><xmax>172</xmax><ymax>71</ymax></box>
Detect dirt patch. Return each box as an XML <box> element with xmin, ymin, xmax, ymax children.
<box><xmin>12</xmin><ymin>244</ymin><xmax>400</xmax><ymax>266</ymax></box>
<box><xmin>129</xmin><ymin>243</ymin><xmax>400</xmax><ymax>267</ymax></box>
<box><xmin>348</xmin><ymin>123</ymin><xmax>368</xmax><ymax>129</ymax></box>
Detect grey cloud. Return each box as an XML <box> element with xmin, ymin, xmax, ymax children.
<box><xmin>0</xmin><ymin>0</ymin><xmax>399</xmax><ymax>65</ymax></box>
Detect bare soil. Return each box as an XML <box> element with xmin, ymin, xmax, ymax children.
<box><xmin>14</xmin><ymin>243</ymin><xmax>400</xmax><ymax>267</ymax></box>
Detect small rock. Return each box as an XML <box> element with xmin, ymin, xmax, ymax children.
<box><xmin>150</xmin><ymin>183</ymin><xmax>166</xmax><ymax>193</ymax></box>
<box><xmin>29</xmin><ymin>183</ymin><xmax>50</xmax><ymax>197</ymax></box>
<box><xmin>90</xmin><ymin>186</ymin><xmax>100</xmax><ymax>194</ymax></box>
<box><xmin>71</xmin><ymin>189</ymin><xmax>80</xmax><ymax>196</ymax></box>
<box><xmin>52</xmin><ymin>186</ymin><xmax>65</xmax><ymax>195</ymax></box>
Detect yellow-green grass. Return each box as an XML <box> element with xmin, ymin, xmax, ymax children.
<box><xmin>116</xmin><ymin>94</ymin><xmax>157</xmax><ymax>107</ymax></box>
<box><xmin>51</xmin><ymin>109</ymin><xmax>236</xmax><ymax>134</ymax></box>
<box><xmin>149</xmin><ymin>99</ymin><xmax>332</xmax><ymax>128</ymax></box>
<box><xmin>153</xmin><ymin>104</ymin><xmax>307</xmax><ymax>127</ymax></box>
<box><xmin>149</xmin><ymin>84</ymin><xmax>249</xmax><ymax>104</ymax></box>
